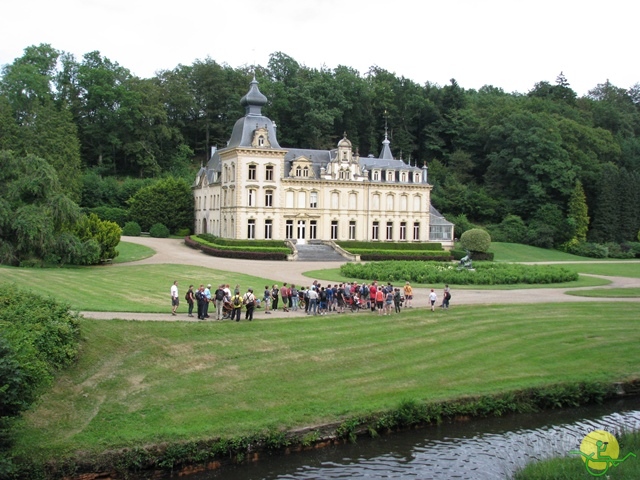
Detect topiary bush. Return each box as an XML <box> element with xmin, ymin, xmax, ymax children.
<box><xmin>150</xmin><ymin>223</ymin><xmax>170</xmax><ymax>238</ymax></box>
<box><xmin>122</xmin><ymin>221</ymin><xmax>142</xmax><ymax>237</ymax></box>
<box><xmin>459</xmin><ymin>228</ymin><xmax>491</xmax><ymax>253</ymax></box>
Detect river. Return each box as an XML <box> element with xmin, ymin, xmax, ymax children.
<box><xmin>176</xmin><ymin>396</ymin><xmax>640</xmax><ymax>479</ymax></box>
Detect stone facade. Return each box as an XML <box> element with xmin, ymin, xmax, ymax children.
<box><xmin>193</xmin><ymin>79</ymin><xmax>453</xmax><ymax>247</ymax></box>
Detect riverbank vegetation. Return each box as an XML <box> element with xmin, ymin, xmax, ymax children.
<box><xmin>7</xmin><ymin>302</ymin><xmax>640</xmax><ymax>478</ymax></box>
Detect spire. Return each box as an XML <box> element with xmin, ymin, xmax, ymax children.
<box><xmin>240</xmin><ymin>76</ymin><xmax>267</xmax><ymax>116</ymax></box>
<box><xmin>379</xmin><ymin>111</ymin><xmax>394</xmax><ymax>160</ymax></box>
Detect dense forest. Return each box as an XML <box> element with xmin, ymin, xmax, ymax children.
<box><xmin>1</xmin><ymin>44</ymin><xmax>639</xmax><ymax>264</ymax></box>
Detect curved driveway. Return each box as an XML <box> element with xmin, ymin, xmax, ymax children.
<box><xmin>81</xmin><ymin>237</ymin><xmax>640</xmax><ymax>321</ymax></box>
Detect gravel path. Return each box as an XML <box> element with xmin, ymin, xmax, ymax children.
<box><xmin>80</xmin><ymin>237</ymin><xmax>640</xmax><ymax>321</ymax></box>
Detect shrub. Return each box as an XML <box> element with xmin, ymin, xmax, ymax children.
<box><xmin>175</xmin><ymin>228</ymin><xmax>191</xmax><ymax>237</ymax></box>
<box><xmin>85</xmin><ymin>206</ymin><xmax>128</xmax><ymax>226</ymax></box>
<box><xmin>0</xmin><ymin>284</ymin><xmax>81</xmax><ymax>472</ymax></box>
<box><xmin>122</xmin><ymin>221</ymin><xmax>142</xmax><ymax>237</ymax></box>
<box><xmin>566</xmin><ymin>242</ymin><xmax>608</xmax><ymax>258</ymax></box>
<box><xmin>488</xmin><ymin>215</ymin><xmax>527</xmax><ymax>243</ymax></box>
<box><xmin>459</xmin><ymin>228</ymin><xmax>491</xmax><ymax>253</ymax></box>
<box><xmin>75</xmin><ymin>213</ymin><xmax>122</xmax><ymax>262</ymax></box>
<box><xmin>604</xmin><ymin>242</ymin><xmax>636</xmax><ymax>259</ymax></box>
<box><xmin>150</xmin><ymin>223</ymin><xmax>170</xmax><ymax>238</ymax></box>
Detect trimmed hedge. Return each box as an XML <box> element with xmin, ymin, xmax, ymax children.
<box><xmin>185</xmin><ymin>236</ymin><xmax>289</xmax><ymax>261</ymax></box>
<box><xmin>198</xmin><ymin>234</ymin><xmax>286</xmax><ymax>249</ymax></box>
<box><xmin>340</xmin><ymin>261</ymin><xmax>578</xmax><ymax>285</ymax></box>
<box><xmin>338</xmin><ymin>241</ymin><xmax>444</xmax><ymax>251</ymax></box>
<box><xmin>451</xmin><ymin>249</ymin><xmax>494</xmax><ymax>261</ymax></box>
<box><xmin>351</xmin><ymin>249</ymin><xmax>452</xmax><ymax>261</ymax></box>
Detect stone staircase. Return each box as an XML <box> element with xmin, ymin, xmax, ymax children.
<box><xmin>294</xmin><ymin>241</ymin><xmax>347</xmax><ymax>262</ymax></box>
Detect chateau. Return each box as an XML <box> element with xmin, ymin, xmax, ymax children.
<box><xmin>192</xmin><ymin>78</ymin><xmax>453</xmax><ymax>248</ymax></box>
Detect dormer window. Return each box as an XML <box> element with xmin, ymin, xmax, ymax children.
<box><xmin>251</xmin><ymin>126</ymin><xmax>271</xmax><ymax>147</ymax></box>
<box><xmin>386</xmin><ymin>170</ymin><xmax>394</xmax><ymax>182</ymax></box>
<box><xmin>373</xmin><ymin>170</ymin><xmax>380</xmax><ymax>181</ymax></box>
<box><xmin>295</xmin><ymin>166</ymin><xmax>302</xmax><ymax>176</ymax></box>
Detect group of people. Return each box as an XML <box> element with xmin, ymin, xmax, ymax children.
<box><xmin>170</xmin><ymin>280</ymin><xmax>452</xmax><ymax>319</ymax></box>
<box><xmin>173</xmin><ymin>282</ymin><xmax>258</xmax><ymax>321</ymax></box>
<box><xmin>259</xmin><ymin>280</ymin><xmax>417</xmax><ymax>316</ymax></box>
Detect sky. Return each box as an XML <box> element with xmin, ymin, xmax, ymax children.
<box><xmin>2</xmin><ymin>0</ymin><xmax>638</xmax><ymax>96</ymax></box>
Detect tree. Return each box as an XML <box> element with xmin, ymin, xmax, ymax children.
<box><xmin>0</xmin><ymin>44</ymin><xmax>83</xmax><ymax>201</ymax></box>
<box><xmin>0</xmin><ymin>151</ymin><xmax>81</xmax><ymax>265</ymax></box>
<box><xmin>127</xmin><ymin>177</ymin><xmax>193</xmax><ymax>233</ymax></box>
<box><xmin>567</xmin><ymin>180</ymin><xmax>589</xmax><ymax>242</ymax></box>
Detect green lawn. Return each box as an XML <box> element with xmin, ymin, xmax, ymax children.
<box><xmin>12</xmin><ymin>303</ymin><xmax>640</xmax><ymax>461</ymax></box>
<box><xmin>566</xmin><ymin>287</ymin><xmax>640</xmax><ymax>298</ymax></box>
<box><xmin>112</xmin><ymin>240</ymin><xmax>156</xmax><ymax>263</ymax></box>
<box><xmin>0</xmin><ymin>263</ymin><xmax>281</xmax><ymax>312</ymax></box>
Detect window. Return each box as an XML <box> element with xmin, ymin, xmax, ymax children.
<box><xmin>286</xmin><ymin>220</ymin><xmax>294</xmax><ymax>239</ymax></box>
<box><xmin>400</xmin><ymin>195</ymin><xmax>408</xmax><ymax>211</ymax></box>
<box><xmin>297</xmin><ymin>191</ymin><xmax>306</xmax><ymax>209</ymax></box>
<box><xmin>372</xmin><ymin>193</ymin><xmax>380</xmax><ymax>210</ymax></box>
<box><xmin>309</xmin><ymin>220</ymin><xmax>317</xmax><ymax>239</ymax></box>
<box><xmin>401</xmin><ymin>171</ymin><xmax>407</xmax><ymax>182</ymax></box>
<box><xmin>429</xmin><ymin>225</ymin><xmax>453</xmax><ymax>241</ymax></box>
<box><xmin>265</xmin><ymin>165</ymin><xmax>274</xmax><ymax>181</ymax></box>
<box><xmin>372</xmin><ymin>221</ymin><xmax>379</xmax><ymax>241</ymax></box>
<box><xmin>331</xmin><ymin>192</ymin><xmax>339</xmax><ymax>209</ymax></box>
<box><xmin>386</xmin><ymin>221</ymin><xmax>393</xmax><ymax>240</ymax></box>
<box><xmin>349</xmin><ymin>221</ymin><xmax>356</xmax><ymax>240</ymax></box>
<box><xmin>258</xmin><ymin>135</ymin><xmax>265</xmax><ymax>146</ymax></box>
<box><xmin>310</xmin><ymin>191</ymin><xmax>318</xmax><ymax>208</ymax></box>
<box><xmin>400</xmin><ymin>222</ymin><xmax>407</xmax><ymax>241</ymax></box>
<box><xmin>413</xmin><ymin>195</ymin><xmax>421</xmax><ymax>211</ymax></box>
<box><xmin>373</xmin><ymin>170</ymin><xmax>379</xmax><ymax>181</ymax></box>
<box><xmin>285</xmin><ymin>190</ymin><xmax>294</xmax><ymax>208</ymax></box>
<box><xmin>248</xmin><ymin>164</ymin><xmax>256</xmax><ymax>180</ymax></box>
<box><xmin>264</xmin><ymin>219</ymin><xmax>272</xmax><ymax>239</ymax></box>
<box><xmin>386</xmin><ymin>194</ymin><xmax>394</xmax><ymax>211</ymax></box>
<box><xmin>339</xmin><ymin>170</ymin><xmax>350</xmax><ymax>180</ymax></box>
<box><xmin>295</xmin><ymin>166</ymin><xmax>301</xmax><ymax>176</ymax></box>
<box><xmin>331</xmin><ymin>221</ymin><xmax>338</xmax><ymax>240</ymax></box>
<box><xmin>265</xmin><ymin>189</ymin><xmax>273</xmax><ymax>207</ymax></box>
<box><xmin>349</xmin><ymin>193</ymin><xmax>357</xmax><ymax>210</ymax></box>
<box><xmin>247</xmin><ymin>219</ymin><xmax>255</xmax><ymax>239</ymax></box>
<box><xmin>303</xmin><ymin>166</ymin><xmax>309</xmax><ymax>177</ymax></box>
<box><xmin>413</xmin><ymin>222</ymin><xmax>420</xmax><ymax>241</ymax></box>
<box><xmin>248</xmin><ymin>189</ymin><xmax>255</xmax><ymax>207</ymax></box>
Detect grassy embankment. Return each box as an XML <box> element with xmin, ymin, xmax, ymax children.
<box><xmin>11</xmin><ymin>303</ymin><xmax>640</xmax><ymax>462</ymax></box>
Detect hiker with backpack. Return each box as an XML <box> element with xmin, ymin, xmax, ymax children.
<box><xmin>243</xmin><ymin>288</ymin><xmax>256</xmax><ymax>321</ymax></box>
<box><xmin>230</xmin><ymin>290</ymin><xmax>243</xmax><ymax>321</ymax></box>
<box><xmin>214</xmin><ymin>285</ymin><xmax>226</xmax><ymax>320</ymax></box>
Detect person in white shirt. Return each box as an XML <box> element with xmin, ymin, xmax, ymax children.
<box><xmin>429</xmin><ymin>289</ymin><xmax>437</xmax><ymax>312</ymax></box>
<box><xmin>170</xmin><ymin>281</ymin><xmax>179</xmax><ymax>316</ymax></box>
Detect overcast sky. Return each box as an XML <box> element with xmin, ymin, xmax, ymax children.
<box><xmin>2</xmin><ymin>0</ymin><xmax>638</xmax><ymax>96</ymax></box>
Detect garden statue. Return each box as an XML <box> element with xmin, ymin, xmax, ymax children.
<box><xmin>458</xmin><ymin>250</ymin><xmax>473</xmax><ymax>270</ymax></box>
